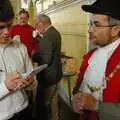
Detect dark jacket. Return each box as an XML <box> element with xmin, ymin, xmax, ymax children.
<box><xmin>32</xmin><ymin>26</ymin><xmax>62</xmax><ymax>87</ymax></box>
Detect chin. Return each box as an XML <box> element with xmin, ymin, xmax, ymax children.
<box><xmin>21</xmin><ymin>23</ymin><xmax>27</xmax><ymax>26</ymax></box>
<box><xmin>0</xmin><ymin>42</ymin><xmax>7</xmax><ymax>44</ymax></box>
<box><xmin>0</xmin><ymin>39</ymin><xmax>10</xmax><ymax>44</ymax></box>
<box><xmin>0</xmin><ymin>41</ymin><xmax>8</xmax><ymax>44</ymax></box>
<box><xmin>91</xmin><ymin>39</ymin><xmax>97</xmax><ymax>45</ymax></box>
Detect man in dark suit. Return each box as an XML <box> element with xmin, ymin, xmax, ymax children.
<box><xmin>32</xmin><ymin>14</ymin><xmax>62</xmax><ymax>120</ymax></box>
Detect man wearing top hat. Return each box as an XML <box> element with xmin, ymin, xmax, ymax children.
<box><xmin>72</xmin><ymin>0</ymin><xmax>120</xmax><ymax>120</ymax></box>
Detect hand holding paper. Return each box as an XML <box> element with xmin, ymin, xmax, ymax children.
<box><xmin>21</xmin><ymin>64</ymin><xmax>48</xmax><ymax>78</ymax></box>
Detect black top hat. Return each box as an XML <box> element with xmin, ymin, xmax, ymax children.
<box><xmin>82</xmin><ymin>0</ymin><xmax>120</xmax><ymax>20</ymax></box>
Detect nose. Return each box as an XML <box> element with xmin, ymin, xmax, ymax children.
<box><xmin>88</xmin><ymin>27</ymin><xmax>91</xmax><ymax>34</ymax></box>
<box><xmin>88</xmin><ymin>26</ymin><xmax>94</xmax><ymax>33</ymax></box>
<box><xmin>3</xmin><ymin>27</ymin><xmax>10</xmax><ymax>34</ymax></box>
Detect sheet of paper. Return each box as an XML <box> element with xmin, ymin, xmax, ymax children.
<box><xmin>21</xmin><ymin>64</ymin><xmax>48</xmax><ymax>78</ymax></box>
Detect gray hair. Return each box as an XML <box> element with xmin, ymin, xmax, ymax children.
<box><xmin>36</xmin><ymin>14</ymin><xmax>51</xmax><ymax>24</ymax></box>
<box><xmin>108</xmin><ymin>16</ymin><xmax>120</xmax><ymax>36</ymax></box>
<box><xmin>108</xmin><ymin>16</ymin><xmax>120</xmax><ymax>26</ymax></box>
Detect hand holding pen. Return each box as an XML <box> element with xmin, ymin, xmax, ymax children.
<box><xmin>4</xmin><ymin>72</ymin><xmax>34</xmax><ymax>92</ymax></box>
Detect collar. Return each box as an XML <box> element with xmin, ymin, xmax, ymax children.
<box><xmin>0</xmin><ymin>36</ymin><xmax>21</xmax><ymax>50</ymax></box>
<box><xmin>100</xmin><ymin>38</ymin><xmax>120</xmax><ymax>51</ymax></box>
<box><xmin>45</xmin><ymin>25</ymin><xmax>52</xmax><ymax>32</ymax></box>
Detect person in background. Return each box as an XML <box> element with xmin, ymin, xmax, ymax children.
<box><xmin>32</xmin><ymin>14</ymin><xmax>62</xmax><ymax>120</ymax></box>
<box><xmin>72</xmin><ymin>0</ymin><xmax>120</xmax><ymax>120</ymax></box>
<box><xmin>0</xmin><ymin>0</ymin><xmax>36</xmax><ymax>120</ymax></box>
<box><xmin>10</xmin><ymin>8</ymin><xmax>37</xmax><ymax>58</ymax></box>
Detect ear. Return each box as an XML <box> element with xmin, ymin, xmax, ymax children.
<box><xmin>111</xmin><ymin>25</ymin><xmax>120</xmax><ymax>37</ymax></box>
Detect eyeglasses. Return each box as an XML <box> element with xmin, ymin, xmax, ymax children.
<box><xmin>89</xmin><ymin>22</ymin><xmax>116</xmax><ymax>28</ymax></box>
<box><xmin>0</xmin><ymin>23</ymin><xmax>12</xmax><ymax>30</ymax></box>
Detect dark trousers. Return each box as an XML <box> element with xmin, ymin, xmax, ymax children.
<box><xmin>9</xmin><ymin>106</ymin><xmax>34</xmax><ymax>120</ymax></box>
<box><xmin>35</xmin><ymin>85</ymin><xmax>58</xmax><ymax>120</ymax></box>
<box><xmin>35</xmin><ymin>87</ymin><xmax>49</xmax><ymax>120</ymax></box>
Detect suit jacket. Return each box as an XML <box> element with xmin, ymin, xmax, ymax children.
<box><xmin>32</xmin><ymin>26</ymin><xmax>62</xmax><ymax>87</ymax></box>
